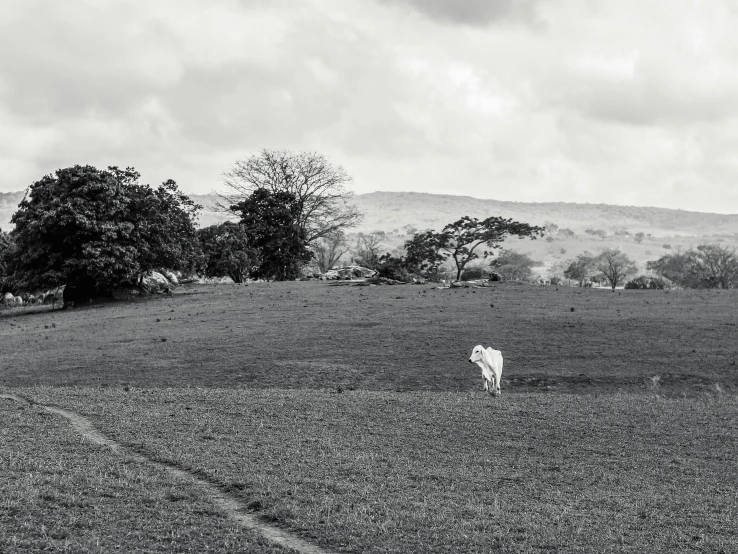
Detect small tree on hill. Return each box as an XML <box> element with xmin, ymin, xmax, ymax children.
<box><xmin>198</xmin><ymin>222</ymin><xmax>259</xmax><ymax>283</ymax></box>
<box><xmin>9</xmin><ymin>165</ymin><xmax>203</xmax><ymax>304</ymax></box>
<box><xmin>231</xmin><ymin>188</ymin><xmax>312</xmax><ymax>281</ymax></box>
<box><xmin>594</xmin><ymin>249</ymin><xmax>638</xmax><ymax>290</ymax></box>
<box><xmin>406</xmin><ymin>216</ymin><xmax>543</xmax><ymax>281</ymax></box>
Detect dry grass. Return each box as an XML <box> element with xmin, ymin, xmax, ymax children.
<box><xmin>0</xmin><ymin>396</ymin><xmax>290</xmax><ymax>553</ymax></box>
<box><xmin>2</xmin><ymin>281</ymin><xmax>738</xmax><ymax>552</ymax></box>
<box><xmin>19</xmin><ymin>386</ymin><xmax>738</xmax><ymax>554</ymax></box>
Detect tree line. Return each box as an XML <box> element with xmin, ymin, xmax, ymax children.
<box><xmin>1</xmin><ymin>149</ymin><xmax>736</xmax><ymax>306</ymax></box>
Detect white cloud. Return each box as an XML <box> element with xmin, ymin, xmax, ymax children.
<box><xmin>0</xmin><ymin>0</ymin><xmax>737</xmax><ymax>213</ymax></box>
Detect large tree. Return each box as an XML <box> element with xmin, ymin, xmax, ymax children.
<box><xmin>9</xmin><ymin>165</ymin><xmax>203</xmax><ymax>304</ymax></box>
<box><xmin>198</xmin><ymin>222</ymin><xmax>259</xmax><ymax>283</ymax></box>
<box><xmin>406</xmin><ymin>216</ymin><xmax>543</xmax><ymax>281</ymax></box>
<box><xmin>231</xmin><ymin>188</ymin><xmax>312</xmax><ymax>281</ymax></box>
<box><xmin>220</xmin><ymin>149</ymin><xmax>362</xmax><ymax>243</ymax></box>
<box><xmin>594</xmin><ymin>249</ymin><xmax>638</xmax><ymax>290</ymax></box>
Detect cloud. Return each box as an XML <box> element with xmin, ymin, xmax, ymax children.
<box><xmin>1</xmin><ymin>0</ymin><xmax>738</xmax><ymax>213</ymax></box>
<box><xmin>375</xmin><ymin>0</ymin><xmax>542</xmax><ymax>26</ymax></box>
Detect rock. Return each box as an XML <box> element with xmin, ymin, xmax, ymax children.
<box><xmin>161</xmin><ymin>270</ymin><xmax>179</xmax><ymax>285</ymax></box>
<box><xmin>142</xmin><ymin>271</ymin><xmax>170</xmax><ymax>291</ymax></box>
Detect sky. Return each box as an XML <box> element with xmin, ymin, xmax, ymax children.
<box><xmin>1</xmin><ymin>0</ymin><xmax>738</xmax><ymax>214</ymax></box>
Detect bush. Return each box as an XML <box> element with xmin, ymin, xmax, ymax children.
<box><xmin>375</xmin><ymin>254</ymin><xmax>413</xmax><ymax>283</ymax></box>
<box><xmin>624</xmin><ymin>275</ymin><xmax>673</xmax><ymax>290</ymax></box>
<box><xmin>460</xmin><ymin>267</ymin><xmax>488</xmax><ymax>281</ymax></box>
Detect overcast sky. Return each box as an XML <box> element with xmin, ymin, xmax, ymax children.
<box><xmin>2</xmin><ymin>0</ymin><xmax>738</xmax><ymax>213</ymax></box>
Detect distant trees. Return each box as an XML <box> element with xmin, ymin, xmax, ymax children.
<box><xmin>198</xmin><ymin>222</ymin><xmax>258</xmax><ymax>283</ymax></box>
<box><xmin>8</xmin><ymin>165</ymin><xmax>202</xmax><ymax>304</ymax></box>
<box><xmin>219</xmin><ymin>149</ymin><xmax>362</xmax><ymax>243</ymax></box>
<box><xmin>312</xmin><ymin>230</ymin><xmax>350</xmax><ymax>272</ymax></box>
<box><xmin>405</xmin><ymin>216</ymin><xmax>543</xmax><ymax>280</ymax></box>
<box><xmin>352</xmin><ymin>233</ymin><xmax>384</xmax><ymax>269</ymax></box>
<box><xmin>230</xmin><ymin>188</ymin><xmax>313</xmax><ymax>281</ymax></box>
<box><xmin>647</xmin><ymin>244</ymin><xmax>738</xmax><ymax>289</ymax></box>
<box><xmin>594</xmin><ymin>249</ymin><xmax>638</xmax><ymax>290</ymax></box>
<box><xmin>585</xmin><ymin>229</ymin><xmax>607</xmax><ymax>239</ymax></box>
<box><xmin>489</xmin><ymin>249</ymin><xmax>540</xmax><ymax>281</ymax></box>
<box><xmin>563</xmin><ymin>252</ymin><xmax>595</xmax><ymax>286</ymax></box>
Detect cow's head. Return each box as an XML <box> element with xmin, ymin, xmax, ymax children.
<box><xmin>469</xmin><ymin>345</ymin><xmax>485</xmax><ymax>364</ymax></box>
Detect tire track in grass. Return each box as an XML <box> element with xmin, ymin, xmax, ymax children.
<box><xmin>1</xmin><ymin>392</ymin><xmax>339</xmax><ymax>554</ymax></box>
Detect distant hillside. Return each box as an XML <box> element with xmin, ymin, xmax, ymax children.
<box><xmin>1</xmin><ymin>190</ymin><xmax>737</xmax><ymax>240</ymax></box>
<box><xmin>350</xmin><ymin>192</ymin><xmax>738</xmax><ymax>237</ymax></box>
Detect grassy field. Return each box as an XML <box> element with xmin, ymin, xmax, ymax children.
<box><xmin>2</xmin><ymin>281</ymin><xmax>738</xmax><ymax>552</ymax></box>
<box><xmin>0</xmin><ymin>395</ymin><xmax>290</xmax><ymax>553</ymax></box>
<box><xmin>0</xmin><ymin>281</ymin><xmax>736</xmax><ymax>394</ymax></box>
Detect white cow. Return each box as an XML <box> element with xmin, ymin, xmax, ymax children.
<box><xmin>2</xmin><ymin>292</ymin><xmax>14</xmax><ymax>307</ymax></box>
<box><xmin>468</xmin><ymin>345</ymin><xmax>503</xmax><ymax>396</ymax></box>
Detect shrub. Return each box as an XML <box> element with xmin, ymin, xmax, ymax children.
<box><xmin>460</xmin><ymin>267</ymin><xmax>487</xmax><ymax>281</ymax></box>
<box><xmin>624</xmin><ymin>275</ymin><xmax>673</xmax><ymax>290</ymax></box>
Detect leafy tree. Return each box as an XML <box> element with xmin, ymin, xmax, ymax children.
<box><xmin>375</xmin><ymin>254</ymin><xmax>413</xmax><ymax>282</ymax></box>
<box><xmin>220</xmin><ymin>149</ymin><xmax>362</xmax><ymax>243</ymax></box>
<box><xmin>312</xmin><ymin>230</ymin><xmax>350</xmax><ymax>272</ymax></box>
<box><xmin>489</xmin><ymin>249</ymin><xmax>540</xmax><ymax>281</ymax></box>
<box><xmin>198</xmin><ymin>222</ymin><xmax>258</xmax><ymax>283</ymax></box>
<box><xmin>648</xmin><ymin>244</ymin><xmax>738</xmax><ymax>289</ymax></box>
<box><xmin>0</xmin><ymin>229</ymin><xmax>15</xmax><ymax>293</ymax></box>
<box><xmin>594</xmin><ymin>249</ymin><xmax>638</xmax><ymax>290</ymax></box>
<box><xmin>563</xmin><ymin>252</ymin><xmax>595</xmax><ymax>286</ymax></box>
<box><xmin>9</xmin><ymin>165</ymin><xmax>203</xmax><ymax>304</ymax></box>
<box><xmin>352</xmin><ymin>233</ymin><xmax>384</xmax><ymax>269</ymax></box>
<box><xmin>406</xmin><ymin>216</ymin><xmax>543</xmax><ymax>281</ymax></box>
<box><xmin>231</xmin><ymin>188</ymin><xmax>312</xmax><ymax>281</ymax></box>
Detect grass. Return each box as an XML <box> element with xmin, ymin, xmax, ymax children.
<box><xmin>2</xmin><ymin>281</ymin><xmax>738</xmax><ymax>552</ymax></box>
<box><xmin>19</xmin><ymin>386</ymin><xmax>738</xmax><ymax>553</ymax></box>
<box><xmin>0</xmin><ymin>395</ymin><xmax>290</xmax><ymax>553</ymax></box>
<box><xmin>1</xmin><ymin>281</ymin><xmax>737</xmax><ymax>394</ymax></box>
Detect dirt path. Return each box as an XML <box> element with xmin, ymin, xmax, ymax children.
<box><xmin>1</xmin><ymin>392</ymin><xmax>340</xmax><ymax>554</ymax></box>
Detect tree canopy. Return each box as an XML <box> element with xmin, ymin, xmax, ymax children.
<box><xmin>198</xmin><ymin>222</ymin><xmax>258</xmax><ymax>283</ymax></box>
<box><xmin>647</xmin><ymin>244</ymin><xmax>738</xmax><ymax>289</ymax></box>
<box><xmin>9</xmin><ymin>165</ymin><xmax>202</xmax><ymax>303</ymax></box>
<box><xmin>220</xmin><ymin>149</ymin><xmax>362</xmax><ymax>243</ymax></box>
<box><xmin>231</xmin><ymin>188</ymin><xmax>313</xmax><ymax>280</ymax></box>
<box><xmin>594</xmin><ymin>249</ymin><xmax>638</xmax><ymax>290</ymax></box>
<box><xmin>563</xmin><ymin>252</ymin><xmax>595</xmax><ymax>286</ymax></box>
<box><xmin>406</xmin><ymin>216</ymin><xmax>543</xmax><ymax>280</ymax></box>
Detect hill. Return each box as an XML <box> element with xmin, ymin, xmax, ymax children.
<box><xmin>2</xmin><ymin>190</ymin><xmax>736</xmax><ymax>238</ymax></box>
<box><xmin>350</xmin><ymin>192</ymin><xmax>738</xmax><ymax>237</ymax></box>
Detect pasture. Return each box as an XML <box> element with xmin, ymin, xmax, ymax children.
<box><xmin>2</xmin><ymin>282</ymin><xmax>738</xmax><ymax>552</ymax></box>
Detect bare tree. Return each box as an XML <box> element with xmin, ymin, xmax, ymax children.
<box><xmin>594</xmin><ymin>249</ymin><xmax>638</xmax><ymax>290</ymax></box>
<box><xmin>219</xmin><ymin>149</ymin><xmax>362</xmax><ymax>243</ymax></box>
<box><xmin>352</xmin><ymin>233</ymin><xmax>384</xmax><ymax>269</ymax></box>
<box><xmin>312</xmin><ymin>231</ymin><xmax>350</xmax><ymax>272</ymax></box>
